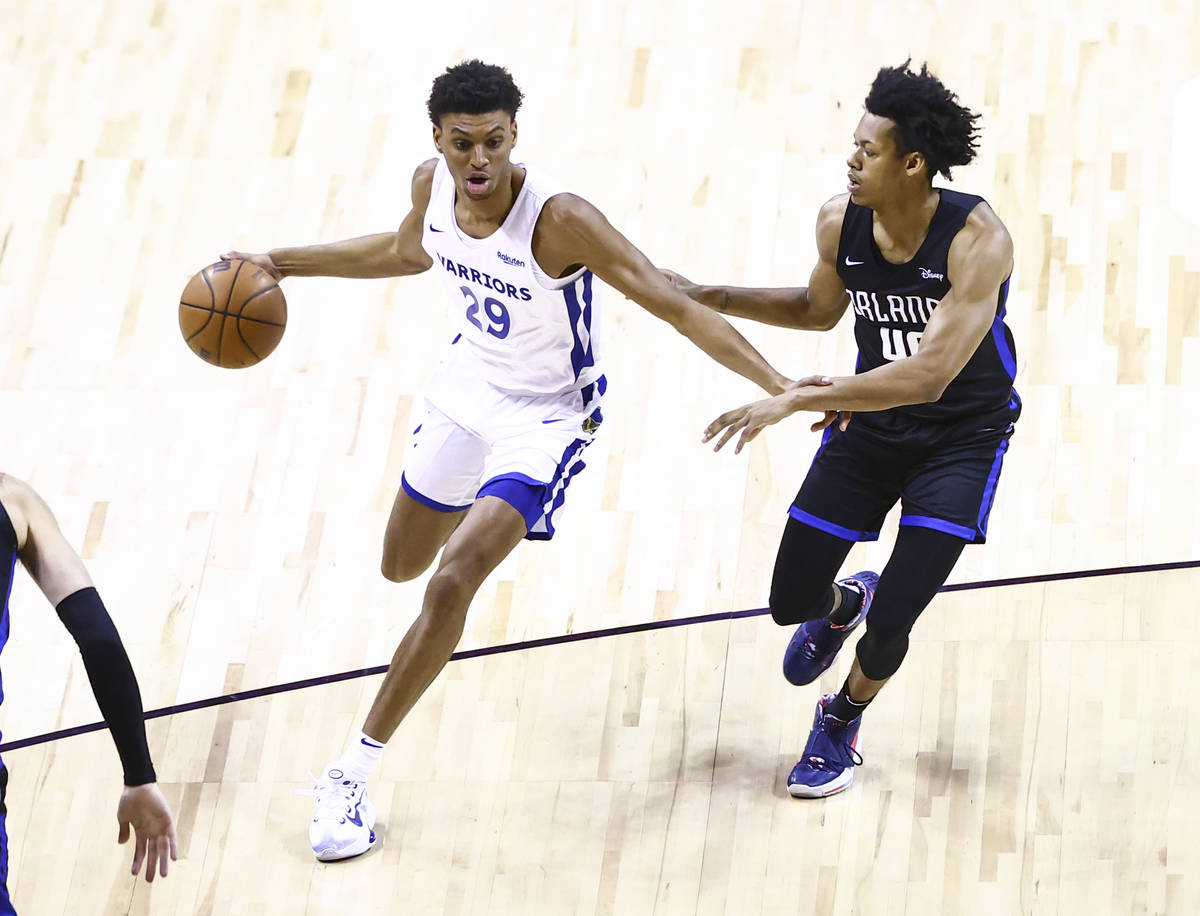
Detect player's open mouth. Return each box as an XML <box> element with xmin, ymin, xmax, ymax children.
<box><xmin>467</xmin><ymin>175</ymin><xmax>489</xmax><ymax>193</ymax></box>
<box><xmin>847</xmin><ymin>173</ymin><xmax>860</xmax><ymax>192</ymax></box>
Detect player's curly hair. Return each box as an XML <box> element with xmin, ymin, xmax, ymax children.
<box><xmin>427</xmin><ymin>60</ymin><xmax>524</xmax><ymax>125</ymax></box>
<box><xmin>864</xmin><ymin>60</ymin><xmax>980</xmax><ymax>181</ymax></box>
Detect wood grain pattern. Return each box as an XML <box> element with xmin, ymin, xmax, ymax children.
<box><xmin>0</xmin><ymin>0</ymin><xmax>1197</xmax><ymax>913</ymax></box>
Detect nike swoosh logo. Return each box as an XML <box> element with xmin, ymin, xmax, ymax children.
<box><xmin>346</xmin><ymin>799</ymin><xmax>365</xmax><ymax>827</ymax></box>
<box><xmin>429</xmin><ymin>224</ymin><xmax>444</xmax><ymax>233</ymax></box>
<box><xmin>844</xmin><ymin>257</ymin><xmax>864</xmax><ymax>266</ymax></box>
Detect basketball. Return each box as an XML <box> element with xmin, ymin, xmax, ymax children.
<box><xmin>178</xmin><ymin>259</ymin><xmax>286</xmax><ymax>368</ymax></box>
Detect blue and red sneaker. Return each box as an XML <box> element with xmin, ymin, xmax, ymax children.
<box><xmin>782</xmin><ymin>570</ymin><xmax>878</xmax><ymax>686</ymax></box>
<box><xmin>786</xmin><ymin>693</ymin><xmax>864</xmax><ymax>798</ymax></box>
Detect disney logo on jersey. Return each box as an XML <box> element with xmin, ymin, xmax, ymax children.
<box><xmin>848</xmin><ymin>289</ymin><xmax>940</xmax><ymax>325</ymax></box>
<box><xmin>497</xmin><ymin>251</ymin><xmax>525</xmax><ymax>268</ymax></box>
<box><xmin>919</xmin><ymin>267</ymin><xmax>944</xmax><ymax>281</ymax></box>
<box><xmin>436</xmin><ymin>253</ymin><xmax>533</xmax><ymax>302</ymax></box>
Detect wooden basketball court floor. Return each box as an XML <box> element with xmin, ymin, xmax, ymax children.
<box><xmin>1</xmin><ymin>0</ymin><xmax>1198</xmax><ymax>913</ymax></box>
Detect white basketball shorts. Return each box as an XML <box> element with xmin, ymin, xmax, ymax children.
<box><xmin>401</xmin><ymin>374</ymin><xmax>606</xmax><ymax>541</ymax></box>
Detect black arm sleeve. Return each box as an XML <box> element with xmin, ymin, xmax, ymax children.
<box><xmin>55</xmin><ymin>587</ymin><xmax>156</xmax><ymax>786</ymax></box>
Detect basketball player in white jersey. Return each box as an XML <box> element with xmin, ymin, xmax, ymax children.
<box><xmin>224</xmin><ymin>60</ymin><xmax>820</xmax><ymax>861</ymax></box>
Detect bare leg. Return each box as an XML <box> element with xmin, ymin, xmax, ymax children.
<box><xmin>380</xmin><ymin>485</ymin><xmax>470</xmax><ymax>582</ymax></box>
<box><xmin>305</xmin><ymin>489</ymin><xmax>516</xmax><ymax>860</ymax></box>
<box><xmin>845</xmin><ymin>657</ymin><xmax>888</xmax><ymax>702</ymax></box>
<box><xmin>364</xmin><ymin>496</ymin><xmax>527</xmax><ymax>742</ymax></box>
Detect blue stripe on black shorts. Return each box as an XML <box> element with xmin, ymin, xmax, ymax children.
<box><xmin>789</xmin><ymin>408</ymin><xmax>1017</xmax><ymax>545</ymax></box>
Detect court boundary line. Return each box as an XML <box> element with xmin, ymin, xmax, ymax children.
<box><xmin>2</xmin><ymin>557</ymin><xmax>1196</xmax><ymax>754</ymax></box>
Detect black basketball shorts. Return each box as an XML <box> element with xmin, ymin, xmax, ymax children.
<box><xmin>789</xmin><ymin>411</ymin><xmax>1016</xmax><ymax>545</ymax></box>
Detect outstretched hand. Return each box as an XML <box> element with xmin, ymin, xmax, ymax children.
<box><xmin>703</xmin><ymin>375</ymin><xmax>849</xmax><ymax>454</ymax></box>
<box><xmin>659</xmin><ymin>268</ymin><xmax>698</xmax><ymax>297</ymax></box>
<box><xmin>220</xmin><ymin>250</ymin><xmax>283</xmax><ymax>281</ymax></box>
<box><xmin>117</xmin><ymin>783</ymin><xmax>179</xmax><ymax>882</ymax></box>
<box><xmin>786</xmin><ymin>375</ymin><xmax>852</xmax><ymax>434</ymax></box>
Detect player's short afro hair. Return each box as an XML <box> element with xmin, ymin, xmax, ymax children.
<box><xmin>427</xmin><ymin>60</ymin><xmax>524</xmax><ymax>125</ymax></box>
<box><xmin>865</xmin><ymin>60</ymin><xmax>981</xmax><ymax>181</ymax></box>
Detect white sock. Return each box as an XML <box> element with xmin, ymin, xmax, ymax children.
<box><xmin>331</xmin><ymin>731</ymin><xmax>386</xmax><ymax>783</ymax></box>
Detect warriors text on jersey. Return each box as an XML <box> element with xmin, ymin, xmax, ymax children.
<box><xmin>420</xmin><ymin>157</ymin><xmax>604</xmax><ymax>406</ymax></box>
<box><xmin>836</xmin><ymin>189</ymin><xmax>1019</xmax><ymax>431</ymax></box>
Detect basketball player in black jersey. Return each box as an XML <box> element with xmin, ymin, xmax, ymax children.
<box><xmin>666</xmin><ymin>61</ymin><xmax>1019</xmax><ymax>797</ymax></box>
<box><xmin>0</xmin><ymin>474</ymin><xmax>177</xmax><ymax>912</ymax></box>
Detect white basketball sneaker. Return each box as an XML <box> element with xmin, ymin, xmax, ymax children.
<box><xmin>302</xmin><ymin>765</ymin><xmax>377</xmax><ymax>861</ymax></box>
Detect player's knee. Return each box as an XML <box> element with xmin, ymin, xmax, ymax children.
<box><xmin>410</xmin><ymin>574</ymin><xmax>472</xmax><ymax>647</ymax></box>
<box><xmin>380</xmin><ymin>549</ymin><xmax>433</xmax><ymax>583</ymax></box>
<box><xmin>855</xmin><ymin>627</ymin><xmax>910</xmax><ymax>681</ymax></box>
<box><xmin>768</xmin><ymin>591</ymin><xmax>798</xmax><ymax>627</ymax></box>
<box><xmin>769</xmin><ymin>582</ymin><xmax>833</xmax><ymax>627</ymax></box>
<box><xmin>422</xmin><ymin>565</ymin><xmax>481</xmax><ymax>618</ymax></box>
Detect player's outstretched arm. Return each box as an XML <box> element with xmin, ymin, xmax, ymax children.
<box><xmin>223</xmin><ymin>160</ymin><xmax>438</xmax><ymax>281</ymax></box>
<box><xmin>786</xmin><ymin>207</ymin><xmax>1013</xmax><ymax>413</ymax></box>
<box><xmin>703</xmin><ymin>207</ymin><xmax>1014</xmax><ymax>452</ymax></box>
<box><xmin>535</xmin><ymin>195</ymin><xmax>791</xmax><ymax>395</ymax></box>
<box><xmin>0</xmin><ymin>474</ymin><xmax>179</xmax><ymax>882</ymax></box>
<box><xmin>661</xmin><ymin>196</ymin><xmax>852</xmax><ymax>331</ymax></box>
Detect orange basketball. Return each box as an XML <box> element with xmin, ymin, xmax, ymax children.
<box><xmin>179</xmin><ymin>259</ymin><xmax>286</xmax><ymax>368</ymax></box>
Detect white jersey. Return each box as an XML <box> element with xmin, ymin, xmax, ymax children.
<box><xmin>420</xmin><ymin>157</ymin><xmax>604</xmax><ymax>402</ymax></box>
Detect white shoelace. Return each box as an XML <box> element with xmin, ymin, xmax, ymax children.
<box><xmin>296</xmin><ymin>772</ymin><xmax>362</xmax><ymax>819</ymax></box>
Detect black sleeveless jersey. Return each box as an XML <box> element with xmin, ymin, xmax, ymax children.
<box><xmin>836</xmin><ymin>189</ymin><xmax>1019</xmax><ymax>432</ymax></box>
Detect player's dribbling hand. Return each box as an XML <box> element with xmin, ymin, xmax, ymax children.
<box><xmin>117</xmin><ymin>783</ymin><xmax>179</xmax><ymax>883</ymax></box>
<box><xmin>703</xmin><ymin>375</ymin><xmax>838</xmax><ymax>454</ymax></box>
<box><xmin>220</xmin><ymin>250</ymin><xmax>283</xmax><ymax>281</ymax></box>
